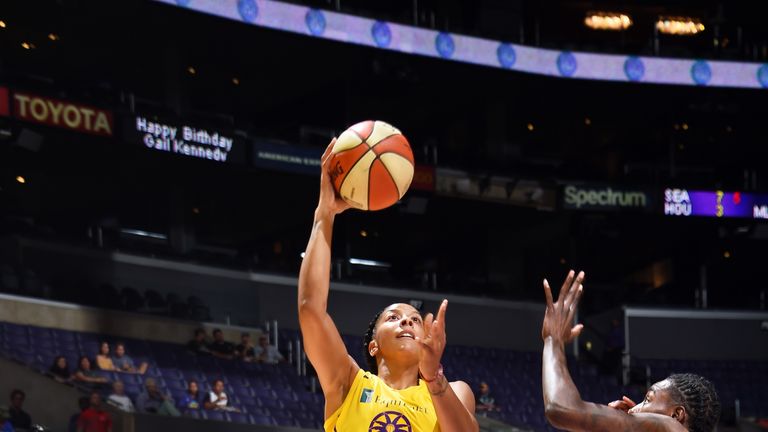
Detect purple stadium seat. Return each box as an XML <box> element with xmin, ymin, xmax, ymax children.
<box><xmin>258</xmin><ymin>397</ymin><xmax>284</xmax><ymax>410</ymax></box>
<box><xmin>250</xmin><ymin>414</ymin><xmax>275</xmax><ymax>426</ymax></box>
<box><xmin>170</xmin><ymin>389</ymin><xmax>187</xmax><ymax>402</ymax></box>
<box><xmin>158</xmin><ymin>367</ymin><xmax>183</xmax><ymax>380</ymax></box>
<box><xmin>2</xmin><ymin>319</ymin><xmax>767</xmax><ymax>432</ymax></box>
<box><xmin>234</xmin><ymin>386</ymin><xmax>254</xmax><ymax>398</ymax></box>
<box><xmin>242</xmin><ymin>405</ymin><xmax>267</xmax><ymax>416</ymax></box>
<box><xmin>203</xmin><ymin>411</ymin><xmax>227</xmax><ymax>421</ymax></box>
<box><xmin>124</xmin><ymin>383</ymin><xmax>142</xmax><ymax>396</ymax></box>
<box><xmin>226</xmin><ymin>412</ymin><xmax>251</xmax><ymax>424</ymax></box>
<box><xmin>185</xmin><ymin>409</ymin><xmax>203</xmax><ymax>419</ymax></box>
<box><xmin>252</xmin><ymin>388</ymin><xmax>276</xmax><ymax>399</ymax></box>
<box><xmin>165</xmin><ymin>378</ymin><xmax>187</xmax><ymax>392</ymax></box>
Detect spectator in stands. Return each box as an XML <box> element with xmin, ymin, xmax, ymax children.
<box><xmin>204</xmin><ymin>379</ymin><xmax>239</xmax><ymax>412</ymax></box>
<box><xmin>68</xmin><ymin>397</ymin><xmax>90</xmax><ymax>432</ymax></box>
<box><xmin>254</xmin><ymin>334</ymin><xmax>284</xmax><ymax>364</ymax></box>
<box><xmin>135</xmin><ymin>378</ymin><xmax>180</xmax><ymax>417</ymax></box>
<box><xmin>209</xmin><ymin>329</ymin><xmax>235</xmax><ymax>360</ymax></box>
<box><xmin>178</xmin><ymin>380</ymin><xmax>205</xmax><ymax>412</ymax></box>
<box><xmin>111</xmin><ymin>342</ymin><xmax>148</xmax><ymax>374</ymax></box>
<box><xmin>234</xmin><ymin>332</ymin><xmax>256</xmax><ymax>362</ymax></box>
<box><xmin>8</xmin><ymin>390</ymin><xmax>31</xmax><ymax>431</ymax></box>
<box><xmin>186</xmin><ymin>328</ymin><xmax>211</xmax><ymax>356</ymax></box>
<box><xmin>95</xmin><ymin>342</ymin><xmax>115</xmax><ymax>371</ymax></box>
<box><xmin>106</xmin><ymin>381</ymin><xmax>134</xmax><ymax>413</ymax></box>
<box><xmin>74</xmin><ymin>356</ymin><xmax>109</xmax><ymax>388</ymax></box>
<box><xmin>50</xmin><ymin>355</ymin><xmax>73</xmax><ymax>383</ymax></box>
<box><xmin>475</xmin><ymin>382</ymin><xmax>500</xmax><ymax>415</ymax></box>
<box><xmin>77</xmin><ymin>392</ymin><xmax>112</xmax><ymax>432</ymax></box>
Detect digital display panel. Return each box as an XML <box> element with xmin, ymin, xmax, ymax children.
<box><xmin>153</xmin><ymin>0</ymin><xmax>768</xmax><ymax>90</ymax></box>
<box><xmin>129</xmin><ymin>115</ymin><xmax>245</xmax><ymax>164</ymax></box>
<box><xmin>664</xmin><ymin>188</ymin><xmax>768</xmax><ymax>219</ymax></box>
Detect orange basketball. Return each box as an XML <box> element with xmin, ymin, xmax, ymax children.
<box><xmin>328</xmin><ymin>120</ymin><xmax>414</xmax><ymax>211</ymax></box>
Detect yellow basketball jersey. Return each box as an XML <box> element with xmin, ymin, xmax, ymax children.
<box><xmin>324</xmin><ymin>369</ymin><xmax>440</xmax><ymax>432</ymax></box>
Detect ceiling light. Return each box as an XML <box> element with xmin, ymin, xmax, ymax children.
<box><xmin>48</xmin><ymin>33</ymin><xmax>59</xmax><ymax>41</ymax></box>
<box><xmin>187</xmin><ymin>66</ymin><xmax>196</xmax><ymax>75</ymax></box>
<box><xmin>656</xmin><ymin>17</ymin><xmax>705</xmax><ymax>35</ymax></box>
<box><xmin>0</xmin><ymin>21</ymin><xmax>6</xmax><ymax>29</ymax></box>
<box><xmin>21</xmin><ymin>42</ymin><xmax>35</xmax><ymax>50</ymax></box>
<box><xmin>15</xmin><ymin>176</ymin><xmax>25</xmax><ymax>184</ymax></box>
<box><xmin>584</xmin><ymin>12</ymin><xmax>632</xmax><ymax>31</ymax></box>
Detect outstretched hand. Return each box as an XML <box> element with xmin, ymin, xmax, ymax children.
<box><xmin>417</xmin><ymin>299</ymin><xmax>448</xmax><ymax>380</ymax></box>
<box><xmin>542</xmin><ymin>270</ymin><xmax>585</xmax><ymax>344</ymax></box>
<box><xmin>317</xmin><ymin>138</ymin><xmax>351</xmax><ymax>216</ymax></box>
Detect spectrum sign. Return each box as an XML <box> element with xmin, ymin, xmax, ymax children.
<box><xmin>663</xmin><ymin>188</ymin><xmax>768</xmax><ymax>219</ymax></box>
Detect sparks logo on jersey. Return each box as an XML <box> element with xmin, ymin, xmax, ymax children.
<box><xmin>368</xmin><ymin>411</ymin><xmax>412</xmax><ymax>432</ymax></box>
<box><xmin>360</xmin><ymin>388</ymin><xmax>374</xmax><ymax>403</ymax></box>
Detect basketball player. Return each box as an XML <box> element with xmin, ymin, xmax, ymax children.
<box><xmin>298</xmin><ymin>140</ymin><xmax>478</xmax><ymax>432</ymax></box>
<box><xmin>541</xmin><ymin>271</ymin><xmax>721</xmax><ymax>432</ymax></box>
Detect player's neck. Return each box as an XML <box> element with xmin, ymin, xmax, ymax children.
<box><xmin>377</xmin><ymin>360</ymin><xmax>420</xmax><ymax>390</ymax></box>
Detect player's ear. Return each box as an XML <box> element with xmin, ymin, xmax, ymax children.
<box><xmin>368</xmin><ymin>340</ymin><xmax>378</xmax><ymax>357</ymax></box>
<box><xmin>671</xmin><ymin>406</ymin><xmax>686</xmax><ymax>425</ymax></box>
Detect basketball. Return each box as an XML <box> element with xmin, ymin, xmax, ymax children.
<box><xmin>328</xmin><ymin>120</ymin><xmax>414</xmax><ymax>211</ymax></box>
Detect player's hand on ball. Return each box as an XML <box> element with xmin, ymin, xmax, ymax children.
<box><xmin>417</xmin><ymin>299</ymin><xmax>448</xmax><ymax>380</ymax></box>
<box><xmin>318</xmin><ymin>138</ymin><xmax>351</xmax><ymax>216</ymax></box>
<box><xmin>542</xmin><ymin>270</ymin><xmax>585</xmax><ymax>344</ymax></box>
<box><xmin>608</xmin><ymin>396</ymin><xmax>637</xmax><ymax>412</ymax></box>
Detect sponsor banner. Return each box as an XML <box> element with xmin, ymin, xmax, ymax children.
<box><xmin>128</xmin><ymin>115</ymin><xmax>245</xmax><ymax>164</ymax></box>
<box><xmin>664</xmin><ymin>188</ymin><xmax>768</xmax><ymax>219</ymax></box>
<box><xmin>252</xmin><ymin>139</ymin><xmax>322</xmax><ymax>175</ymax></box>
<box><xmin>562</xmin><ymin>183</ymin><xmax>652</xmax><ymax>211</ymax></box>
<box><xmin>12</xmin><ymin>91</ymin><xmax>113</xmax><ymax>136</ymax></box>
<box><xmin>435</xmin><ymin>168</ymin><xmax>555</xmax><ymax>210</ymax></box>
<box><xmin>0</xmin><ymin>87</ymin><xmax>8</xmax><ymax>117</ymax></box>
<box><xmin>411</xmin><ymin>165</ymin><xmax>435</xmax><ymax>192</ymax></box>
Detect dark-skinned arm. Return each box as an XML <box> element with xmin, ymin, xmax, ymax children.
<box><xmin>541</xmin><ymin>271</ymin><xmax>684</xmax><ymax>432</ymax></box>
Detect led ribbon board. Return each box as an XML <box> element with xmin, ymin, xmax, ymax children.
<box><xmin>153</xmin><ymin>0</ymin><xmax>768</xmax><ymax>90</ymax></box>
<box><xmin>664</xmin><ymin>188</ymin><xmax>768</xmax><ymax>219</ymax></box>
<box><xmin>129</xmin><ymin>115</ymin><xmax>245</xmax><ymax>164</ymax></box>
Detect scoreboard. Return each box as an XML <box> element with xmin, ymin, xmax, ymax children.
<box><xmin>664</xmin><ymin>188</ymin><xmax>768</xmax><ymax>219</ymax></box>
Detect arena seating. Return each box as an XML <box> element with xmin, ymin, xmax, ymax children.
<box><xmin>633</xmin><ymin>358</ymin><xmax>768</xmax><ymax>419</ymax></box>
<box><xmin>0</xmin><ymin>321</ymin><xmax>763</xmax><ymax>431</ymax></box>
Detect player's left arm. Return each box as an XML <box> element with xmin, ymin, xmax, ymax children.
<box><xmin>419</xmin><ymin>300</ymin><xmax>479</xmax><ymax>432</ymax></box>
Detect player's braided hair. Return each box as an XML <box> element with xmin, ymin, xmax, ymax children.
<box><xmin>667</xmin><ymin>373</ymin><xmax>721</xmax><ymax>432</ymax></box>
<box><xmin>362</xmin><ymin>310</ymin><xmax>383</xmax><ymax>375</ymax></box>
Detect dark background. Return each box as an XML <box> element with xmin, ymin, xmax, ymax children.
<box><xmin>1</xmin><ymin>0</ymin><xmax>767</xmax><ymax>315</ymax></box>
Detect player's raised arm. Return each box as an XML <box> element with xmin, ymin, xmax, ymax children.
<box><xmin>298</xmin><ymin>139</ymin><xmax>358</xmax><ymax>417</ymax></box>
<box><xmin>541</xmin><ymin>271</ymin><xmax>688</xmax><ymax>432</ymax></box>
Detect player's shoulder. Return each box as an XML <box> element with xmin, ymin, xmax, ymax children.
<box><xmin>629</xmin><ymin>412</ymin><xmax>688</xmax><ymax>432</ymax></box>
<box><xmin>448</xmin><ymin>379</ymin><xmax>471</xmax><ymax>389</ymax></box>
<box><xmin>448</xmin><ymin>380</ymin><xmax>474</xmax><ymax>398</ymax></box>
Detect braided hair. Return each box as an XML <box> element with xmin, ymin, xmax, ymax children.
<box><xmin>362</xmin><ymin>310</ymin><xmax>383</xmax><ymax>375</ymax></box>
<box><xmin>667</xmin><ymin>373</ymin><xmax>721</xmax><ymax>432</ymax></box>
